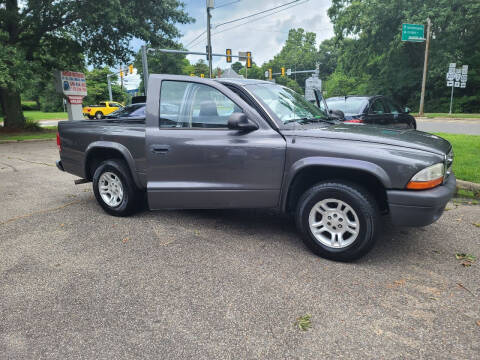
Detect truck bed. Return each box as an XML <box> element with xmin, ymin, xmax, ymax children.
<box><xmin>58</xmin><ymin>118</ymin><xmax>147</xmax><ymax>187</ymax></box>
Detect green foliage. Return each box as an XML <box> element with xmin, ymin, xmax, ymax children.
<box><xmin>83</xmin><ymin>68</ymin><xmax>127</xmax><ymax>106</ymax></box>
<box><xmin>231</xmin><ymin>62</ymin><xmax>243</xmax><ymax>73</ymax></box>
<box><xmin>325</xmin><ymin>0</ymin><xmax>480</xmax><ymax>111</ymax></box>
<box><xmin>262</xmin><ymin>29</ymin><xmax>320</xmax><ymax>92</ymax></box>
<box><xmin>1</xmin><ymin>0</ymin><xmax>193</xmax><ymax>127</ymax></box>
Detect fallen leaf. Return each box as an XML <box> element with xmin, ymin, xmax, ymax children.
<box><xmin>473</xmin><ymin>223</ymin><xmax>480</xmax><ymax>228</ymax></box>
<box><xmin>295</xmin><ymin>314</ymin><xmax>312</xmax><ymax>331</ymax></box>
<box><xmin>455</xmin><ymin>253</ymin><xmax>476</xmax><ymax>262</ymax></box>
<box><xmin>60</xmin><ymin>223</ymin><xmax>64</xmax><ymax>227</ymax></box>
<box><xmin>476</xmin><ymin>320</ymin><xmax>480</xmax><ymax>327</ymax></box>
<box><xmin>461</xmin><ymin>260</ymin><xmax>472</xmax><ymax>267</ymax></box>
<box><xmin>122</xmin><ymin>237</ymin><xmax>129</xmax><ymax>243</ymax></box>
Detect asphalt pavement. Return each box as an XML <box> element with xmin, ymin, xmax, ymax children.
<box><xmin>417</xmin><ymin>118</ymin><xmax>480</xmax><ymax>135</ymax></box>
<box><xmin>1</xmin><ymin>140</ymin><xmax>479</xmax><ymax>359</ymax></box>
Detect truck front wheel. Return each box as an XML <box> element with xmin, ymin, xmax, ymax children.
<box><xmin>92</xmin><ymin>159</ymin><xmax>141</xmax><ymax>216</ymax></box>
<box><xmin>296</xmin><ymin>181</ymin><xmax>379</xmax><ymax>261</ymax></box>
<box><xmin>95</xmin><ymin>111</ymin><xmax>103</xmax><ymax>119</ymax></box>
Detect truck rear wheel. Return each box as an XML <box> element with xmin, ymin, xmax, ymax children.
<box><xmin>295</xmin><ymin>181</ymin><xmax>379</xmax><ymax>261</ymax></box>
<box><xmin>92</xmin><ymin>159</ymin><xmax>141</xmax><ymax>216</ymax></box>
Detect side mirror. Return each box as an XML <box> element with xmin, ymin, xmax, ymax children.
<box><xmin>404</xmin><ymin>107</ymin><xmax>411</xmax><ymax>114</ymax></box>
<box><xmin>228</xmin><ymin>113</ymin><xmax>258</xmax><ymax>131</ymax></box>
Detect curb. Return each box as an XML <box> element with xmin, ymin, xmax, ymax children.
<box><xmin>416</xmin><ymin>117</ymin><xmax>480</xmax><ymax>122</ymax></box>
<box><xmin>456</xmin><ymin>179</ymin><xmax>480</xmax><ymax>193</ymax></box>
<box><xmin>0</xmin><ymin>138</ymin><xmax>55</xmax><ymax>144</ymax></box>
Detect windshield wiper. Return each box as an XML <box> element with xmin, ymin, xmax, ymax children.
<box><xmin>285</xmin><ymin>117</ymin><xmax>334</xmax><ymax>125</ymax></box>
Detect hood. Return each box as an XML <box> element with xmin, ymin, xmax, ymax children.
<box><xmin>281</xmin><ymin>123</ymin><xmax>451</xmax><ymax>155</ymax></box>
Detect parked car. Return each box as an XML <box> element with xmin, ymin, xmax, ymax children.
<box><xmin>57</xmin><ymin>75</ymin><xmax>455</xmax><ymax>261</ymax></box>
<box><xmin>104</xmin><ymin>103</ymin><xmax>146</xmax><ymax>120</ymax></box>
<box><xmin>83</xmin><ymin>101</ymin><xmax>123</xmax><ymax>119</ymax></box>
<box><xmin>325</xmin><ymin>95</ymin><xmax>416</xmax><ymax>129</ymax></box>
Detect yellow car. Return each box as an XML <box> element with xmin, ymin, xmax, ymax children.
<box><xmin>83</xmin><ymin>101</ymin><xmax>123</xmax><ymax>119</ymax></box>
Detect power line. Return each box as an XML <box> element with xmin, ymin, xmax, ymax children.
<box><xmin>215</xmin><ymin>0</ymin><xmax>304</xmax><ymax>29</ymax></box>
<box><xmin>211</xmin><ymin>0</ymin><xmax>310</xmax><ymax>37</ymax></box>
<box><xmin>185</xmin><ymin>30</ymin><xmax>207</xmax><ymax>47</ymax></box>
<box><xmin>214</xmin><ymin>0</ymin><xmax>241</xmax><ymax>9</ymax></box>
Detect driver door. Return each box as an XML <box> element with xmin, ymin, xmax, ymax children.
<box><xmin>146</xmin><ymin>78</ymin><xmax>286</xmax><ymax>210</ymax></box>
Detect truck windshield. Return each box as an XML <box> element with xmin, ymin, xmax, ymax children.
<box><xmin>245</xmin><ymin>83</ymin><xmax>330</xmax><ymax>125</ymax></box>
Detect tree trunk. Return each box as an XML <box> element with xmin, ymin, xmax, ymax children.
<box><xmin>0</xmin><ymin>87</ymin><xmax>25</xmax><ymax>129</ymax></box>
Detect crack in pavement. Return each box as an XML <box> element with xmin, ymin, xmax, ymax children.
<box><xmin>0</xmin><ymin>197</ymin><xmax>92</xmax><ymax>226</ymax></box>
<box><xmin>6</xmin><ymin>156</ymin><xmax>55</xmax><ymax>167</ymax></box>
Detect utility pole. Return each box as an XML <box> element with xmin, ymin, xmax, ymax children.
<box><xmin>418</xmin><ymin>18</ymin><xmax>431</xmax><ymax>116</ymax></box>
<box><xmin>206</xmin><ymin>0</ymin><xmax>214</xmax><ymax>78</ymax></box>
<box><xmin>107</xmin><ymin>76</ymin><xmax>113</xmax><ymax>101</ymax></box>
<box><xmin>141</xmin><ymin>45</ymin><xmax>149</xmax><ymax>94</ymax></box>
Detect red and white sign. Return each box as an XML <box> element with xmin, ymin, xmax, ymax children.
<box><xmin>60</xmin><ymin>71</ymin><xmax>87</xmax><ymax>96</ymax></box>
<box><xmin>67</xmin><ymin>95</ymin><xmax>84</xmax><ymax>105</ymax></box>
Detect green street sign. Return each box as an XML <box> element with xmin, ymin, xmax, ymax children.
<box><xmin>401</xmin><ymin>23</ymin><xmax>424</xmax><ymax>42</ymax></box>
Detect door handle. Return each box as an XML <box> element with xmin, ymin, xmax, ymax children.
<box><xmin>150</xmin><ymin>145</ymin><xmax>170</xmax><ymax>154</ymax></box>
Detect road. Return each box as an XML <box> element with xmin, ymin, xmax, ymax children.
<box><xmin>40</xmin><ymin>118</ymin><xmax>480</xmax><ymax>135</ymax></box>
<box><xmin>417</xmin><ymin>118</ymin><xmax>480</xmax><ymax>135</ymax></box>
<box><xmin>1</xmin><ymin>141</ymin><xmax>479</xmax><ymax>359</ymax></box>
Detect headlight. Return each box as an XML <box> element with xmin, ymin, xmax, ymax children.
<box><xmin>406</xmin><ymin>163</ymin><xmax>445</xmax><ymax>190</ymax></box>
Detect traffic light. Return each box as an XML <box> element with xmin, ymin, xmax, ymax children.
<box><xmin>268</xmin><ymin>68</ymin><xmax>272</xmax><ymax>80</ymax></box>
<box><xmin>226</xmin><ymin>49</ymin><xmax>232</xmax><ymax>63</ymax></box>
<box><xmin>246</xmin><ymin>51</ymin><xmax>252</xmax><ymax>68</ymax></box>
<box><xmin>120</xmin><ymin>71</ymin><xmax>124</xmax><ymax>78</ymax></box>
<box><xmin>128</xmin><ymin>64</ymin><xmax>133</xmax><ymax>74</ymax></box>
<box><xmin>190</xmin><ymin>73</ymin><xmax>195</xmax><ymax>77</ymax></box>
<box><xmin>200</xmin><ymin>73</ymin><xmax>205</xmax><ymax>78</ymax></box>
<box><xmin>281</xmin><ymin>67</ymin><xmax>285</xmax><ymax>76</ymax></box>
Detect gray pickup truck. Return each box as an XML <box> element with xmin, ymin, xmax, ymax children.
<box><xmin>57</xmin><ymin>75</ymin><xmax>456</xmax><ymax>261</ymax></box>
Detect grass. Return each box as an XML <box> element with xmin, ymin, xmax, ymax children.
<box><xmin>434</xmin><ymin>133</ymin><xmax>480</xmax><ymax>184</ymax></box>
<box><xmin>0</xmin><ymin>129</ymin><xmax>57</xmax><ymax>141</ymax></box>
<box><xmin>295</xmin><ymin>314</ymin><xmax>312</xmax><ymax>331</ymax></box>
<box><xmin>412</xmin><ymin>113</ymin><xmax>480</xmax><ymax>119</ymax></box>
<box><xmin>0</xmin><ymin>110</ymin><xmax>67</xmax><ymax>124</ymax></box>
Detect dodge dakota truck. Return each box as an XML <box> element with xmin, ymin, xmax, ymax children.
<box><xmin>83</xmin><ymin>101</ymin><xmax>123</xmax><ymax>119</ymax></box>
<box><xmin>57</xmin><ymin>75</ymin><xmax>456</xmax><ymax>261</ymax></box>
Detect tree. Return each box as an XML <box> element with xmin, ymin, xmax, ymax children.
<box><xmin>231</xmin><ymin>62</ymin><xmax>243</xmax><ymax>73</ymax></box>
<box><xmin>327</xmin><ymin>0</ymin><xmax>480</xmax><ymax>111</ymax></box>
<box><xmin>82</xmin><ymin>68</ymin><xmax>127</xmax><ymax>106</ymax></box>
<box><xmin>262</xmin><ymin>29</ymin><xmax>320</xmax><ymax>92</ymax></box>
<box><xmin>0</xmin><ymin>0</ymin><xmax>193</xmax><ymax>129</ymax></box>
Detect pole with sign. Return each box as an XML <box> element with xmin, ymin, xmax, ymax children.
<box><xmin>54</xmin><ymin>70</ymin><xmax>87</xmax><ymax>121</ymax></box>
<box><xmin>402</xmin><ymin>19</ymin><xmax>430</xmax><ymax>115</ymax></box>
<box><xmin>446</xmin><ymin>63</ymin><xmax>468</xmax><ymax>114</ymax></box>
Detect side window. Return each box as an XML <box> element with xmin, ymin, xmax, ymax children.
<box><xmin>369</xmin><ymin>100</ymin><xmax>386</xmax><ymax>114</ymax></box>
<box><xmin>99</xmin><ymin>102</ymin><xmax>106</xmax><ymax>107</ymax></box>
<box><xmin>384</xmin><ymin>98</ymin><xmax>402</xmax><ymax>115</ymax></box>
<box><xmin>159</xmin><ymin>81</ymin><xmax>242</xmax><ymax>129</ymax></box>
<box><xmin>159</xmin><ymin>81</ymin><xmax>188</xmax><ymax>128</ymax></box>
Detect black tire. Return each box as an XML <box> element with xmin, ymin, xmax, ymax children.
<box><xmin>95</xmin><ymin>111</ymin><xmax>103</xmax><ymax>119</ymax></box>
<box><xmin>295</xmin><ymin>181</ymin><xmax>379</xmax><ymax>261</ymax></box>
<box><xmin>88</xmin><ymin>115</ymin><xmax>94</xmax><ymax>120</ymax></box>
<box><xmin>411</xmin><ymin>119</ymin><xmax>417</xmax><ymax>129</ymax></box>
<box><xmin>92</xmin><ymin>159</ymin><xmax>141</xmax><ymax>216</ymax></box>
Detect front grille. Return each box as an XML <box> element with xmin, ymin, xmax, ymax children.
<box><xmin>444</xmin><ymin>148</ymin><xmax>454</xmax><ymax>182</ymax></box>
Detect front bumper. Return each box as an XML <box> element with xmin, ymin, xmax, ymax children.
<box><xmin>387</xmin><ymin>174</ymin><xmax>456</xmax><ymax>227</ymax></box>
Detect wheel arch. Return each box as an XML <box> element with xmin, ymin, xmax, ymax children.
<box><xmin>282</xmin><ymin>157</ymin><xmax>391</xmax><ymax>214</ymax></box>
<box><xmin>84</xmin><ymin>142</ymin><xmax>142</xmax><ymax>189</ymax></box>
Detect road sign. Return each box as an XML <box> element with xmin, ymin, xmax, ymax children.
<box><xmin>462</xmin><ymin>65</ymin><xmax>468</xmax><ymax>74</ymax></box>
<box><xmin>238</xmin><ymin>51</ymin><xmax>247</xmax><ymax>61</ymax></box>
<box><xmin>449</xmin><ymin>63</ymin><xmax>456</xmax><ymax>69</ymax></box>
<box><xmin>446</xmin><ymin>73</ymin><xmax>454</xmax><ymax>81</ymax></box>
<box><xmin>447</xmin><ymin>81</ymin><xmax>453</xmax><ymax>87</ymax></box>
<box><xmin>286</xmin><ymin>68</ymin><xmax>292</xmax><ymax>76</ymax></box>
<box><xmin>461</xmin><ymin>75</ymin><xmax>467</xmax><ymax>82</ymax></box>
<box><xmin>264</xmin><ymin>70</ymin><xmax>269</xmax><ymax>78</ymax></box>
<box><xmin>401</xmin><ymin>23</ymin><xmax>424</xmax><ymax>42</ymax></box>
<box><xmin>454</xmin><ymin>81</ymin><xmax>460</xmax><ymax>88</ymax></box>
<box><xmin>460</xmin><ymin>82</ymin><xmax>466</xmax><ymax>88</ymax></box>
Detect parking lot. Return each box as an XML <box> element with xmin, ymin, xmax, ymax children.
<box><xmin>1</xmin><ymin>140</ymin><xmax>479</xmax><ymax>359</ymax></box>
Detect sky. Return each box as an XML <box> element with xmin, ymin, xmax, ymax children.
<box><xmin>131</xmin><ymin>0</ymin><xmax>334</xmax><ymax>69</ymax></box>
